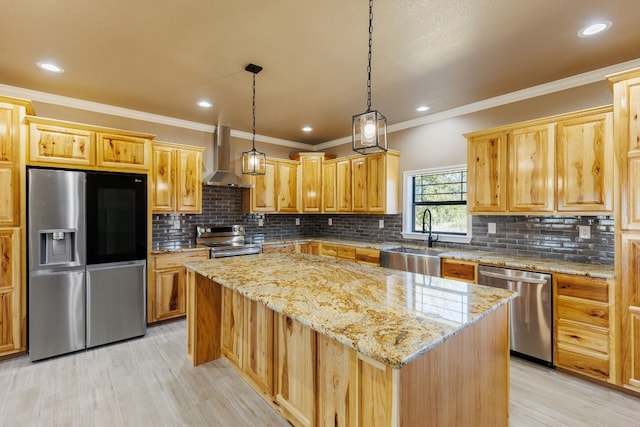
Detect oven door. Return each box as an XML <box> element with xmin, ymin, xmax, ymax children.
<box><xmin>86</xmin><ymin>171</ymin><xmax>147</xmax><ymax>264</ymax></box>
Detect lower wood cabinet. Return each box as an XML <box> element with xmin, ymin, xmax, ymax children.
<box><xmin>0</xmin><ymin>228</ymin><xmax>22</xmax><ymax>356</ymax></box>
<box><xmin>297</xmin><ymin>242</ymin><xmax>320</xmax><ymax>255</ymax></box>
<box><xmin>554</xmin><ymin>273</ymin><xmax>612</xmax><ymax>382</ymax></box>
<box><xmin>275</xmin><ymin>314</ymin><xmax>316</xmax><ymax>427</ymax></box>
<box><xmin>262</xmin><ymin>243</ymin><xmax>297</xmax><ymax>254</ymax></box>
<box><xmin>222</xmin><ymin>287</ymin><xmax>274</xmax><ymax>397</ymax></box>
<box><xmin>441</xmin><ymin>259</ymin><xmax>477</xmax><ymax>283</ymax></box>
<box><xmin>148</xmin><ymin>249</ymin><xmax>209</xmax><ymax>323</ymax></box>
<box><xmin>318</xmin><ymin>243</ymin><xmax>380</xmax><ymax>266</ymax></box>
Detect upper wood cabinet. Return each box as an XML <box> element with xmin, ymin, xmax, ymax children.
<box><xmin>352</xmin><ymin>151</ymin><xmax>400</xmax><ymax>214</ymax></box>
<box><xmin>292</xmin><ymin>152</ymin><xmax>328</xmax><ymax>213</ymax></box>
<box><xmin>151</xmin><ymin>142</ymin><xmax>204</xmax><ymax>214</ymax></box>
<box><xmin>276</xmin><ymin>159</ymin><xmax>299</xmax><ymax>212</ymax></box>
<box><xmin>466</xmin><ymin>106</ymin><xmax>613</xmax><ymax>215</ymax></box>
<box><xmin>244</xmin><ymin>151</ymin><xmax>399</xmax><ymax>214</ymax></box>
<box><xmin>26</xmin><ymin>116</ymin><xmax>153</xmax><ymax>172</ymax></box>
<box><xmin>557</xmin><ymin>112</ymin><xmax>613</xmax><ymax>213</ymax></box>
<box><xmin>467</xmin><ymin>131</ymin><xmax>508</xmax><ymax>213</ymax></box>
<box><xmin>508</xmin><ymin>124</ymin><xmax>555</xmax><ymax>212</ymax></box>
<box><xmin>1</xmin><ymin>100</ymin><xmax>30</xmax><ymax>227</ymax></box>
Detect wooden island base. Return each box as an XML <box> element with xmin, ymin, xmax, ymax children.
<box><xmin>187</xmin><ymin>271</ymin><xmax>510</xmax><ymax>427</ymax></box>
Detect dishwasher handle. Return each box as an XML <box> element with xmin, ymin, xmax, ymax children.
<box><xmin>479</xmin><ymin>270</ymin><xmax>548</xmax><ymax>285</ymax></box>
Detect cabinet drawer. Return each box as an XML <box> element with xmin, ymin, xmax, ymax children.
<box><xmin>355</xmin><ymin>247</ymin><xmax>380</xmax><ymax>265</ymax></box>
<box><xmin>320</xmin><ymin>244</ymin><xmax>337</xmax><ymax>257</ymax></box>
<box><xmin>154</xmin><ymin>250</ymin><xmax>209</xmax><ymax>269</ymax></box>
<box><xmin>336</xmin><ymin>246</ymin><xmax>356</xmax><ymax>260</ymax></box>
<box><xmin>556</xmin><ymin>274</ymin><xmax>608</xmax><ymax>302</ymax></box>
<box><xmin>441</xmin><ymin>259</ymin><xmax>476</xmax><ymax>283</ymax></box>
<box><xmin>557</xmin><ymin>319</ymin><xmax>608</xmax><ymax>354</ymax></box>
<box><xmin>557</xmin><ymin>296</ymin><xmax>609</xmax><ymax>328</ymax></box>
<box><xmin>556</xmin><ymin>346</ymin><xmax>609</xmax><ymax>380</ymax></box>
<box><xmin>262</xmin><ymin>243</ymin><xmax>296</xmax><ymax>254</ymax></box>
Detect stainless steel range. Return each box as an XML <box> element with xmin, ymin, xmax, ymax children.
<box><xmin>196</xmin><ymin>225</ymin><xmax>262</xmax><ymax>258</ymax></box>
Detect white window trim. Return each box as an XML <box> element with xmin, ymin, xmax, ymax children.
<box><xmin>401</xmin><ymin>164</ymin><xmax>472</xmax><ymax>244</ymax></box>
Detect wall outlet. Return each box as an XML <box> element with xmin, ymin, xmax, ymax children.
<box><xmin>328</xmin><ymin>218</ymin><xmax>333</xmax><ymax>226</ymax></box>
<box><xmin>258</xmin><ymin>218</ymin><xmax>264</xmax><ymax>227</ymax></box>
<box><xmin>171</xmin><ymin>220</ymin><xmax>181</xmax><ymax>230</ymax></box>
<box><xmin>488</xmin><ymin>222</ymin><xmax>496</xmax><ymax>234</ymax></box>
<box><xmin>379</xmin><ymin>219</ymin><xmax>384</xmax><ymax>229</ymax></box>
<box><xmin>295</xmin><ymin>217</ymin><xmax>300</xmax><ymax>226</ymax></box>
<box><xmin>578</xmin><ymin>225</ymin><xmax>591</xmax><ymax>239</ymax></box>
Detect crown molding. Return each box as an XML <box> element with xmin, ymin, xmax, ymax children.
<box><xmin>230</xmin><ymin>129</ymin><xmax>311</xmax><ymax>150</ymax></box>
<box><xmin>315</xmin><ymin>57</ymin><xmax>640</xmax><ymax>151</ymax></box>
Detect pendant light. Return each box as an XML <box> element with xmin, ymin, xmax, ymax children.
<box><xmin>242</xmin><ymin>63</ymin><xmax>267</xmax><ymax>175</ymax></box>
<box><xmin>352</xmin><ymin>0</ymin><xmax>387</xmax><ymax>155</ymax></box>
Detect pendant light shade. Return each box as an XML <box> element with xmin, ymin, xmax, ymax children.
<box><xmin>352</xmin><ymin>0</ymin><xmax>387</xmax><ymax>155</ymax></box>
<box><xmin>242</xmin><ymin>63</ymin><xmax>267</xmax><ymax>175</ymax></box>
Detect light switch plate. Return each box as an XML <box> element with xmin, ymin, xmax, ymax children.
<box><xmin>328</xmin><ymin>218</ymin><xmax>333</xmax><ymax>226</ymax></box>
<box><xmin>295</xmin><ymin>217</ymin><xmax>300</xmax><ymax>226</ymax></box>
<box><xmin>488</xmin><ymin>223</ymin><xmax>496</xmax><ymax>234</ymax></box>
<box><xmin>578</xmin><ymin>225</ymin><xmax>591</xmax><ymax>239</ymax></box>
<box><xmin>258</xmin><ymin>218</ymin><xmax>264</xmax><ymax>227</ymax></box>
<box><xmin>379</xmin><ymin>219</ymin><xmax>384</xmax><ymax>229</ymax></box>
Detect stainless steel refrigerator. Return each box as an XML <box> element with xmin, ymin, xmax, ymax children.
<box><xmin>28</xmin><ymin>168</ymin><xmax>147</xmax><ymax>361</ymax></box>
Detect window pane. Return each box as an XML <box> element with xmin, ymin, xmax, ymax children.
<box><xmin>414</xmin><ymin>204</ymin><xmax>467</xmax><ymax>234</ymax></box>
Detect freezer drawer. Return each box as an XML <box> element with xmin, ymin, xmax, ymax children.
<box><xmin>86</xmin><ymin>260</ymin><xmax>146</xmax><ymax>348</ymax></box>
<box><xmin>29</xmin><ymin>268</ymin><xmax>86</xmax><ymax>361</ymax></box>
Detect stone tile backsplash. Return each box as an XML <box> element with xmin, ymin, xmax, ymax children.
<box><xmin>152</xmin><ymin>186</ymin><xmax>614</xmax><ymax>266</ymax></box>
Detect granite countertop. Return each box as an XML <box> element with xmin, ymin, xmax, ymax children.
<box><xmin>185</xmin><ymin>253</ymin><xmax>516</xmax><ymax>369</ymax></box>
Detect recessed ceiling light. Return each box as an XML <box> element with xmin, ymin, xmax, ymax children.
<box><xmin>302</xmin><ymin>126</ymin><xmax>313</xmax><ymax>132</ymax></box>
<box><xmin>416</xmin><ymin>106</ymin><xmax>430</xmax><ymax>112</ymax></box>
<box><xmin>197</xmin><ymin>100</ymin><xmax>212</xmax><ymax>108</ymax></box>
<box><xmin>37</xmin><ymin>61</ymin><xmax>64</xmax><ymax>73</ymax></box>
<box><xmin>578</xmin><ymin>21</ymin><xmax>612</xmax><ymax>38</ymax></box>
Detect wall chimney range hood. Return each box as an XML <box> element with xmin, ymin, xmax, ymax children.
<box><xmin>202</xmin><ymin>125</ymin><xmax>253</xmax><ymax>188</ymax></box>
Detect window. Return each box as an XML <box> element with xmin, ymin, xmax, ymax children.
<box><xmin>403</xmin><ymin>165</ymin><xmax>471</xmax><ymax>243</ymax></box>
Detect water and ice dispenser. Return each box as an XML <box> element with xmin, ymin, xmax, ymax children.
<box><xmin>39</xmin><ymin>229</ymin><xmax>77</xmax><ymax>265</ymax></box>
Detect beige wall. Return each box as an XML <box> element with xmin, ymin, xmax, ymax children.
<box><xmin>31</xmin><ymin>80</ymin><xmax>612</xmax><ymax>179</ymax></box>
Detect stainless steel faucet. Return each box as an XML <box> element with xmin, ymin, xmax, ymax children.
<box><xmin>421</xmin><ymin>208</ymin><xmax>439</xmax><ymax>248</ymax></box>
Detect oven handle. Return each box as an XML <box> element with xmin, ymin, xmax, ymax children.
<box><xmin>479</xmin><ymin>270</ymin><xmax>547</xmax><ymax>285</ymax></box>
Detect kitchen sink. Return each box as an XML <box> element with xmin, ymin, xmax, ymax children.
<box><xmin>379</xmin><ymin>247</ymin><xmax>442</xmax><ymax>277</ymax></box>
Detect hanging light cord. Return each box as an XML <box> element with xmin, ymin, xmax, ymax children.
<box><xmin>366</xmin><ymin>0</ymin><xmax>373</xmax><ymax>113</ymax></box>
<box><xmin>251</xmin><ymin>71</ymin><xmax>257</xmax><ymax>150</ymax></box>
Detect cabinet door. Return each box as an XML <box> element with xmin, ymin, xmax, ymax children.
<box><xmin>243</xmin><ymin>298</ymin><xmax>274</xmax><ymax>396</ymax></box>
<box><xmin>154</xmin><ymin>267</ymin><xmax>185</xmax><ymax>321</ymax></box>
<box><xmin>300</xmin><ymin>155</ymin><xmax>322</xmax><ymax>213</ymax></box>
<box><xmin>176</xmin><ymin>148</ymin><xmax>202</xmax><ymax>213</ymax></box>
<box><xmin>221</xmin><ymin>287</ymin><xmax>244</xmax><ymax>367</ymax></box>
<box><xmin>252</xmin><ymin>160</ymin><xmax>277</xmax><ymax>212</ymax></box>
<box><xmin>0</xmin><ymin>106</ymin><xmax>18</xmax><ymax>226</ymax></box>
<box><xmin>467</xmin><ymin>132</ymin><xmax>507</xmax><ymax>213</ymax></box>
<box><xmin>151</xmin><ymin>144</ymin><xmax>176</xmax><ymax>212</ymax></box>
<box><xmin>322</xmin><ymin>160</ymin><xmax>337</xmax><ymax>213</ymax></box>
<box><xmin>275</xmin><ymin>314</ymin><xmax>315</xmax><ymax>427</ymax></box>
<box><xmin>336</xmin><ymin>159</ymin><xmax>352</xmax><ymax>212</ymax></box>
<box><xmin>28</xmin><ymin>122</ymin><xmax>94</xmax><ymax>166</ymax></box>
<box><xmin>367</xmin><ymin>154</ymin><xmax>386</xmax><ymax>213</ymax></box>
<box><xmin>317</xmin><ymin>333</ymin><xmax>353</xmax><ymax>426</ymax></box>
<box><xmin>621</xmin><ymin>234</ymin><xmax>640</xmax><ymax>389</ymax></box>
<box><xmin>0</xmin><ymin>228</ymin><xmax>20</xmax><ymax>355</ymax></box>
<box><xmin>557</xmin><ymin>113</ymin><xmax>613</xmax><ymax>212</ymax></box>
<box><xmin>351</xmin><ymin>157</ymin><xmax>367</xmax><ymax>212</ymax></box>
<box><xmin>508</xmin><ymin>124</ymin><xmax>555</xmax><ymax>212</ymax></box>
<box><xmin>277</xmin><ymin>161</ymin><xmax>299</xmax><ymax>212</ymax></box>
<box><xmin>96</xmin><ymin>133</ymin><xmax>150</xmax><ymax>170</ymax></box>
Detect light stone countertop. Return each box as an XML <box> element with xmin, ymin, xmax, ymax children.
<box><xmin>185</xmin><ymin>253</ymin><xmax>516</xmax><ymax>369</ymax></box>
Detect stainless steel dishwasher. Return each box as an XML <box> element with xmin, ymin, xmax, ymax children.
<box><xmin>478</xmin><ymin>265</ymin><xmax>553</xmax><ymax>365</ymax></box>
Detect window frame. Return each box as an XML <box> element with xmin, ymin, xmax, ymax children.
<box><xmin>402</xmin><ymin>165</ymin><xmax>472</xmax><ymax>244</ymax></box>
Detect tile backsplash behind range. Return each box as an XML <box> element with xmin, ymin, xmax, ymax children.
<box><xmin>152</xmin><ymin>185</ymin><xmax>614</xmax><ymax>266</ymax></box>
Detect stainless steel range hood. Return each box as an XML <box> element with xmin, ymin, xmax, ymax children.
<box><xmin>202</xmin><ymin>125</ymin><xmax>253</xmax><ymax>188</ymax></box>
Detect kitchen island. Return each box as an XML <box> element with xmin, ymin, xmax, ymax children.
<box><xmin>185</xmin><ymin>253</ymin><xmax>516</xmax><ymax>427</ymax></box>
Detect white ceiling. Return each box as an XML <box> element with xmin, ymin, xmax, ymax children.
<box><xmin>1</xmin><ymin>0</ymin><xmax>639</xmax><ymax>144</ymax></box>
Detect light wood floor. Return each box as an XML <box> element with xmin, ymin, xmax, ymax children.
<box><xmin>1</xmin><ymin>319</ymin><xmax>639</xmax><ymax>427</ymax></box>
